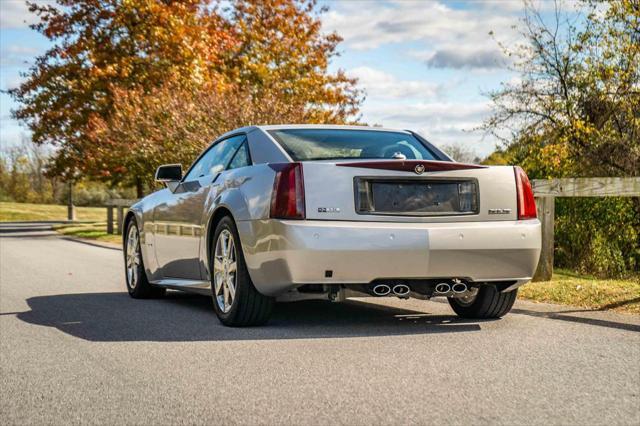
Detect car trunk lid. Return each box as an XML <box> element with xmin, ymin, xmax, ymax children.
<box><xmin>301</xmin><ymin>160</ymin><xmax>518</xmax><ymax>222</ymax></box>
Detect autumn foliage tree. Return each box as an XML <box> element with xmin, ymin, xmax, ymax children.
<box><xmin>483</xmin><ymin>0</ymin><xmax>639</xmax><ymax>178</ymax></box>
<box><xmin>220</xmin><ymin>0</ymin><xmax>361</xmax><ymax>124</ymax></box>
<box><xmin>88</xmin><ymin>0</ymin><xmax>362</xmax><ymax>194</ymax></box>
<box><xmin>11</xmin><ymin>0</ymin><xmax>233</xmax><ymax>188</ymax></box>
<box><xmin>10</xmin><ymin>0</ymin><xmax>362</xmax><ymax>196</ymax></box>
<box><xmin>87</xmin><ymin>79</ymin><xmax>314</xmax><ymax>192</ymax></box>
<box><xmin>483</xmin><ymin>0</ymin><xmax>640</xmax><ymax>276</ymax></box>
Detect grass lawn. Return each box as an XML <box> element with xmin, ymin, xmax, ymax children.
<box><xmin>519</xmin><ymin>269</ymin><xmax>640</xmax><ymax>314</ymax></box>
<box><xmin>54</xmin><ymin>223</ymin><xmax>122</xmax><ymax>244</ymax></box>
<box><xmin>0</xmin><ymin>201</ymin><xmax>107</xmax><ymax>222</ymax></box>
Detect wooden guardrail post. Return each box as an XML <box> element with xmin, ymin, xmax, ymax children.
<box><xmin>66</xmin><ymin>181</ymin><xmax>77</xmax><ymax>221</ymax></box>
<box><xmin>532</xmin><ymin>196</ymin><xmax>554</xmax><ymax>282</ymax></box>
<box><xmin>116</xmin><ymin>206</ymin><xmax>124</xmax><ymax>235</ymax></box>
<box><xmin>106</xmin><ymin>206</ymin><xmax>114</xmax><ymax>234</ymax></box>
<box><xmin>105</xmin><ymin>199</ymin><xmax>139</xmax><ymax>235</ymax></box>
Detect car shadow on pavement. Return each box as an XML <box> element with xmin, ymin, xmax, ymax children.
<box><xmin>16</xmin><ymin>291</ymin><xmax>485</xmax><ymax>342</ymax></box>
<box><xmin>510</xmin><ymin>307</ymin><xmax>640</xmax><ymax>333</ymax></box>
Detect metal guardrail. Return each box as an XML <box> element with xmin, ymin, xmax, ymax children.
<box><xmin>531</xmin><ymin>177</ymin><xmax>640</xmax><ymax>281</ymax></box>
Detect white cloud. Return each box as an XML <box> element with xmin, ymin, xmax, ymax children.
<box><xmin>347</xmin><ymin>66</ymin><xmax>442</xmax><ymax>99</ymax></box>
<box><xmin>323</xmin><ymin>0</ymin><xmax>521</xmax><ymax>69</ymax></box>
<box><xmin>359</xmin><ymin>100</ymin><xmax>497</xmax><ymax>155</ymax></box>
<box><xmin>1</xmin><ymin>44</ymin><xmax>41</xmax><ymax>67</ymax></box>
<box><xmin>322</xmin><ymin>1</ymin><xmax>523</xmax><ymax>154</ymax></box>
<box><xmin>0</xmin><ymin>0</ymin><xmax>41</xmax><ymax>29</ymax></box>
<box><xmin>424</xmin><ymin>47</ymin><xmax>506</xmax><ymax>70</ymax></box>
<box><xmin>367</xmin><ymin>101</ymin><xmax>489</xmax><ymax>130</ymax></box>
<box><xmin>339</xmin><ymin>64</ymin><xmax>496</xmax><ymax>152</ymax></box>
<box><xmin>3</xmin><ymin>74</ymin><xmax>24</xmax><ymax>90</ymax></box>
<box><xmin>0</xmin><ymin>124</ymin><xmax>28</xmax><ymax>150</ymax></box>
<box><xmin>4</xmin><ymin>45</ymin><xmax>39</xmax><ymax>55</ymax></box>
<box><xmin>0</xmin><ymin>0</ymin><xmax>55</xmax><ymax>30</ymax></box>
<box><xmin>475</xmin><ymin>0</ymin><xmax>528</xmax><ymax>13</ymax></box>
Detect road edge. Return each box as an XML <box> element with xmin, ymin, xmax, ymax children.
<box><xmin>60</xmin><ymin>235</ymin><xmax>122</xmax><ymax>251</ymax></box>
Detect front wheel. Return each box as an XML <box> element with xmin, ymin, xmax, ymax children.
<box><xmin>124</xmin><ymin>219</ymin><xmax>165</xmax><ymax>299</ymax></box>
<box><xmin>448</xmin><ymin>286</ymin><xmax>517</xmax><ymax>319</ymax></box>
<box><xmin>210</xmin><ymin>216</ymin><xmax>274</xmax><ymax>326</ymax></box>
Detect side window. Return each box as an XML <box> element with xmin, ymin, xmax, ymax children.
<box><xmin>228</xmin><ymin>141</ymin><xmax>251</xmax><ymax>170</ymax></box>
<box><xmin>184</xmin><ymin>135</ymin><xmax>245</xmax><ymax>181</ymax></box>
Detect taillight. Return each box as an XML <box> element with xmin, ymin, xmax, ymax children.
<box><xmin>269</xmin><ymin>163</ymin><xmax>305</xmax><ymax>219</ymax></box>
<box><xmin>514</xmin><ymin>166</ymin><xmax>537</xmax><ymax>219</ymax></box>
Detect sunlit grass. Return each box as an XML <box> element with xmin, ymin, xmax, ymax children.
<box><xmin>0</xmin><ymin>202</ymin><xmax>107</xmax><ymax>222</ymax></box>
<box><xmin>53</xmin><ymin>222</ymin><xmax>122</xmax><ymax>244</ymax></box>
<box><xmin>519</xmin><ymin>269</ymin><xmax>640</xmax><ymax>314</ymax></box>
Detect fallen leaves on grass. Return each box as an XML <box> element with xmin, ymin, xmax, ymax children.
<box><xmin>519</xmin><ymin>269</ymin><xmax>640</xmax><ymax>314</ymax></box>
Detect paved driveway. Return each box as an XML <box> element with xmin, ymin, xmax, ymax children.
<box><xmin>1</xmin><ymin>231</ymin><xmax>639</xmax><ymax>425</ymax></box>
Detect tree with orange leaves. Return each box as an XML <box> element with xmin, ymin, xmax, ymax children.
<box><xmin>221</xmin><ymin>0</ymin><xmax>361</xmax><ymax>124</ymax></box>
<box><xmin>11</xmin><ymin>0</ymin><xmax>362</xmax><ymax>196</ymax></box>
<box><xmin>10</xmin><ymin>0</ymin><xmax>232</xmax><ymax>184</ymax></box>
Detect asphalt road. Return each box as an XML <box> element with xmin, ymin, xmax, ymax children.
<box><xmin>1</xmin><ymin>231</ymin><xmax>639</xmax><ymax>425</ymax></box>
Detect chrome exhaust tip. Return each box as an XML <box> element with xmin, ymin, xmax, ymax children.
<box><xmin>372</xmin><ymin>284</ymin><xmax>391</xmax><ymax>296</ymax></box>
<box><xmin>434</xmin><ymin>283</ymin><xmax>451</xmax><ymax>294</ymax></box>
<box><xmin>392</xmin><ymin>284</ymin><xmax>411</xmax><ymax>297</ymax></box>
<box><xmin>452</xmin><ymin>282</ymin><xmax>468</xmax><ymax>294</ymax></box>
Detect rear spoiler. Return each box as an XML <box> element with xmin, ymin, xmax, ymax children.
<box><xmin>336</xmin><ymin>160</ymin><xmax>487</xmax><ymax>173</ymax></box>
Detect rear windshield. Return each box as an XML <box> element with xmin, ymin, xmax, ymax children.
<box><xmin>267</xmin><ymin>129</ymin><xmax>439</xmax><ymax>161</ymax></box>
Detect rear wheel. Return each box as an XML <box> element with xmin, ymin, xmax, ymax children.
<box><xmin>210</xmin><ymin>216</ymin><xmax>274</xmax><ymax>326</ymax></box>
<box><xmin>448</xmin><ymin>286</ymin><xmax>517</xmax><ymax>319</ymax></box>
<box><xmin>124</xmin><ymin>220</ymin><xmax>165</xmax><ymax>299</ymax></box>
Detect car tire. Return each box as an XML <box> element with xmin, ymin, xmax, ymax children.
<box><xmin>448</xmin><ymin>286</ymin><xmax>517</xmax><ymax>319</ymax></box>
<box><xmin>124</xmin><ymin>219</ymin><xmax>165</xmax><ymax>299</ymax></box>
<box><xmin>210</xmin><ymin>216</ymin><xmax>274</xmax><ymax>326</ymax></box>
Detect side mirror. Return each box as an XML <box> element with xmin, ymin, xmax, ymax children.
<box><xmin>155</xmin><ymin>164</ymin><xmax>182</xmax><ymax>192</ymax></box>
<box><xmin>155</xmin><ymin>164</ymin><xmax>182</xmax><ymax>182</ymax></box>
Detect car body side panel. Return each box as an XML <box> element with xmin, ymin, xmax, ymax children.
<box><xmin>128</xmin><ymin>192</ymin><xmax>163</xmax><ymax>281</ymax></box>
<box><xmin>215</xmin><ymin>164</ymin><xmax>276</xmax><ymax>220</ymax></box>
<box><xmin>132</xmin><ymin>141</ymin><xmax>280</xmax><ymax>286</ymax></box>
<box><xmin>152</xmin><ymin>174</ymin><xmax>219</xmax><ymax>280</ymax></box>
<box><xmin>198</xmin><ymin>164</ymin><xmax>278</xmax><ymax>280</ymax></box>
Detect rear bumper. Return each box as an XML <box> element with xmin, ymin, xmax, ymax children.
<box><xmin>237</xmin><ymin>219</ymin><xmax>541</xmax><ymax>296</ymax></box>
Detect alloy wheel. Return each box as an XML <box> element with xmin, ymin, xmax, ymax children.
<box><xmin>213</xmin><ymin>229</ymin><xmax>237</xmax><ymax>313</ymax></box>
<box><xmin>126</xmin><ymin>225</ymin><xmax>141</xmax><ymax>289</ymax></box>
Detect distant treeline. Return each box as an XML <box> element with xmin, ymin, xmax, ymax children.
<box><xmin>0</xmin><ymin>139</ymin><xmax>135</xmax><ymax>206</ymax></box>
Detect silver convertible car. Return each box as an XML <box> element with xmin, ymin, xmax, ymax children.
<box><xmin>123</xmin><ymin>125</ymin><xmax>541</xmax><ymax>326</ymax></box>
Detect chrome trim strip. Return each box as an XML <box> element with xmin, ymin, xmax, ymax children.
<box><xmin>151</xmin><ymin>278</ymin><xmax>211</xmax><ymax>291</ymax></box>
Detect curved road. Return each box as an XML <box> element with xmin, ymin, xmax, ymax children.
<box><xmin>1</xmin><ymin>231</ymin><xmax>639</xmax><ymax>425</ymax></box>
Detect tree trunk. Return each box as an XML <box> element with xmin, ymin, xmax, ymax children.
<box><xmin>135</xmin><ymin>177</ymin><xmax>144</xmax><ymax>199</ymax></box>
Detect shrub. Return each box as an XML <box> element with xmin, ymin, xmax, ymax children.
<box><xmin>554</xmin><ymin>198</ymin><xmax>639</xmax><ymax>277</ymax></box>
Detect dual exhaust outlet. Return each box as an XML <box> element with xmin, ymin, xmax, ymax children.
<box><xmin>434</xmin><ymin>282</ymin><xmax>468</xmax><ymax>295</ymax></box>
<box><xmin>372</xmin><ymin>284</ymin><xmax>410</xmax><ymax>298</ymax></box>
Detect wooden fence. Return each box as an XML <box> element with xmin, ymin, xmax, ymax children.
<box><xmin>104</xmin><ymin>177</ymin><xmax>640</xmax><ymax>281</ymax></box>
<box><xmin>531</xmin><ymin>177</ymin><xmax>640</xmax><ymax>281</ymax></box>
<box><xmin>105</xmin><ymin>199</ymin><xmax>138</xmax><ymax>235</ymax></box>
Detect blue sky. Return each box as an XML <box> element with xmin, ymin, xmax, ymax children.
<box><xmin>0</xmin><ymin>0</ymin><xmax>540</xmax><ymax>157</ymax></box>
